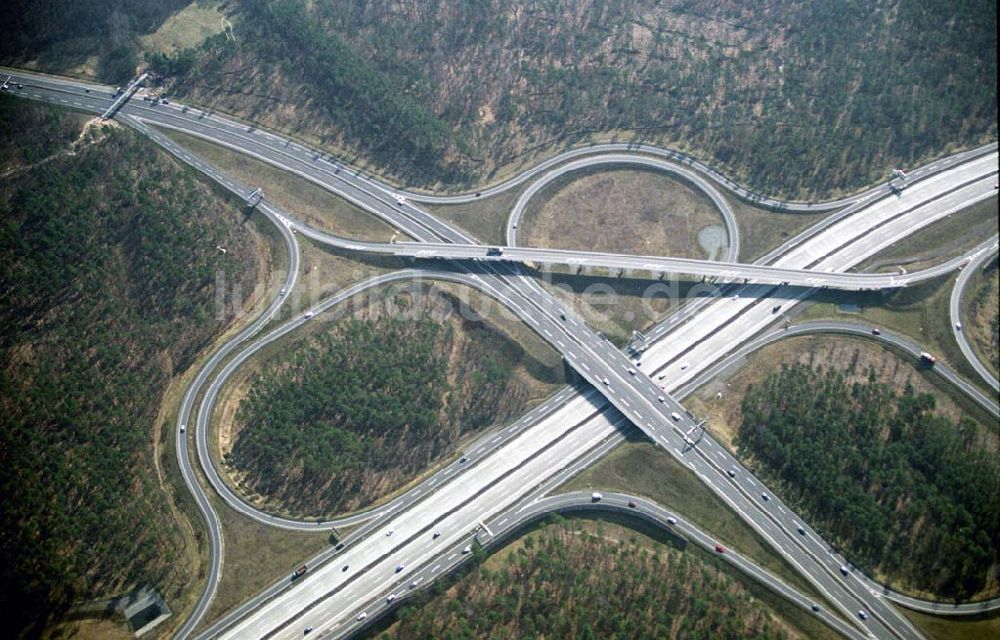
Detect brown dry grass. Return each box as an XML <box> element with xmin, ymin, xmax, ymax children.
<box><xmin>687</xmin><ymin>335</ymin><xmax>995</xmax><ymax>454</ymax></box>
<box><xmin>730</xmin><ymin>196</ymin><xmax>834</xmax><ymax>262</ymax></box>
<box><xmin>857</xmin><ymin>197</ymin><xmax>999</xmax><ymax>274</ymax></box>
<box><xmin>563</xmin><ymin>441</ymin><xmax>828</xmax><ymax>603</ymax></box>
<box><xmin>42</xmin><ymin>618</ymin><xmax>135</xmax><ymax>640</ymax></box>
<box><xmin>423</xmin><ymin>186</ymin><xmax>525</xmax><ymax>245</ymax></box>
<box><xmin>380</xmin><ymin>516</ymin><xmax>837</xmax><ymax>640</ymax></box>
<box><xmin>964</xmin><ymin>259</ymin><xmax>1000</xmax><ymax>378</ymax></box>
<box><xmin>900</xmin><ymin>607</ymin><xmax>1000</xmax><ymax>640</ymax></box>
<box><xmin>521</xmin><ymin>167</ymin><xmax>726</xmax><ymax>259</ymax></box>
<box><xmin>161</xmin><ymin>130</ymin><xmax>401</xmax><ymax>242</ymax></box>
<box><xmin>196</xmin><ymin>497</ymin><xmax>330</xmax><ymax>631</ymax></box>
<box><xmin>214</xmin><ymin>279</ymin><xmax>562</xmax><ymax>519</ymax></box>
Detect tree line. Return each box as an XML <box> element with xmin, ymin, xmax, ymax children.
<box><xmin>738</xmin><ymin>363</ymin><xmax>1000</xmax><ymax>600</ymax></box>
<box><xmin>381</xmin><ymin>518</ymin><xmax>792</xmax><ymax>640</ymax></box>
<box><xmin>0</xmin><ymin>100</ymin><xmax>260</xmax><ymax>632</ymax></box>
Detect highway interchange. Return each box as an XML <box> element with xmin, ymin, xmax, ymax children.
<box><xmin>3</xmin><ymin>68</ymin><xmax>999</xmax><ymax>640</ymax></box>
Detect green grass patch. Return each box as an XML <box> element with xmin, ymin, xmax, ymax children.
<box><xmin>562</xmin><ymin>440</ymin><xmax>828</xmax><ymax>604</ymax></box>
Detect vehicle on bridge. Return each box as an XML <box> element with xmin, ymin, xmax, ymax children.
<box><xmin>486</xmin><ymin>247</ymin><xmax>504</xmax><ymax>256</ymax></box>
<box><xmin>920</xmin><ymin>351</ymin><xmax>937</xmax><ymax>365</ymax></box>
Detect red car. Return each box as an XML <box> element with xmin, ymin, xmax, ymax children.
<box><xmin>715</xmin><ymin>544</ymin><xmax>726</xmax><ymax>554</ymax></box>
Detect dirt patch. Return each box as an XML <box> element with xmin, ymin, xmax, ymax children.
<box><xmin>522</xmin><ymin>167</ymin><xmax>725</xmax><ymax>258</ymax></box>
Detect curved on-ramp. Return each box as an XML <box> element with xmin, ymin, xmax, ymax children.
<box><xmin>950</xmin><ymin>248</ymin><xmax>1000</xmax><ymax>392</ymax></box>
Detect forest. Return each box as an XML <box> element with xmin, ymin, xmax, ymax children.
<box><xmin>738</xmin><ymin>363</ymin><xmax>1000</xmax><ymax>600</ymax></box>
<box><xmin>229</xmin><ymin>299</ymin><xmax>533</xmax><ymax>516</ymax></box>
<box><xmin>2</xmin><ymin>1</ymin><xmax>995</xmax><ymax>197</ymax></box>
<box><xmin>0</xmin><ymin>95</ymin><xmax>260</xmax><ymax>632</ymax></box>
<box><xmin>186</xmin><ymin>0</ymin><xmax>995</xmax><ymax>197</ymax></box>
<box><xmin>380</xmin><ymin>518</ymin><xmax>794</xmax><ymax>640</ymax></box>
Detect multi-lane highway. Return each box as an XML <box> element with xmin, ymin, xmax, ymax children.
<box><xmin>4</xmin><ymin>67</ymin><xmax>998</xmax><ymax>640</ymax></box>
<box><xmin>204</xmin><ymin>128</ymin><xmax>996</xmax><ymax>640</ymax></box>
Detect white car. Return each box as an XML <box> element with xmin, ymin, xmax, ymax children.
<box><xmin>461</xmin><ymin>545</ymin><xmax>472</xmax><ymax>554</ymax></box>
<box><xmin>670</xmin><ymin>412</ymin><xmax>681</xmax><ymax>421</ymax></box>
<box><xmin>666</xmin><ymin>517</ymin><xmax>677</xmax><ymax>525</ymax></box>
<box><xmin>356</xmin><ymin>612</ymin><xmax>367</xmax><ymax>621</ymax></box>
<box><xmin>304</xmin><ymin>311</ymin><xmax>313</xmax><ymax>319</ymax></box>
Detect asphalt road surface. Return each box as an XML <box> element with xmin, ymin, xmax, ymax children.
<box><xmin>4</xmin><ymin>68</ymin><xmax>998</xmax><ymax>639</ymax></box>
